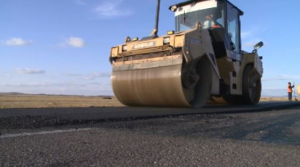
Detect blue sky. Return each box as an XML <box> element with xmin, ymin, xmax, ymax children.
<box><xmin>0</xmin><ymin>0</ymin><xmax>299</xmax><ymax>96</ymax></box>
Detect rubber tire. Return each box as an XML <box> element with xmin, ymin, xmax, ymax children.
<box><xmin>223</xmin><ymin>65</ymin><xmax>261</xmax><ymax>105</ymax></box>
<box><xmin>241</xmin><ymin>65</ymin><xmax>261</xmax><ymax>104</ymax></box>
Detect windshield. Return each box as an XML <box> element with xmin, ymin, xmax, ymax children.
<box><xmin>175</xmin><ymin>2</ymin><xmax>224</xmax><ymax>32</ymax></box>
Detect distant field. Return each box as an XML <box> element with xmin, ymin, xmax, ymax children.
<box><xmin>0</xmin><ymin>94</ymin><xmax>124</xmax><ymax>109</ymax></box>
<box><xmin>0</xmin><ymin>94</ymin><xmax>295</xmax><ymax>109</ymax></box>
<box><xmin>260</xmin><ymin>97</ymin><xmax>293</xmax><ymax>102</ymax></box>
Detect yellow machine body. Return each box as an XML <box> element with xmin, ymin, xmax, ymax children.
<box><xmin>109</xmin><ymin>0</ymin><xmax>264</xmax><ymax>108</ymax></box>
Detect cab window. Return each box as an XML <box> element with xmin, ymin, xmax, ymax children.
<box><xmin>227</xmin><ymin>3</ymin><xmax>240</xmax><ymax>53</ymax></box>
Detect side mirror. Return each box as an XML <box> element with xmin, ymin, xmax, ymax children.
<box><xmin>252</xmin><ymin>41</ymin><xmax>264</xmax><ymax>53</ymax></box>
<box><xmin>254</xmin><ymin>41</ymin><xmax>264</xmax><ymax>50</ymax></box>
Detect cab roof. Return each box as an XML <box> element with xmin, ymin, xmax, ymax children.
<box><xmin>169</xmin><ymin>0</ymin><xmax>244</xmax><ymax>15</ymax></box>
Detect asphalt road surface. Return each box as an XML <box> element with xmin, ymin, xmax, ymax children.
<box><xmin>1</xmin><ymin>102</ymin><xmax>300</xmax><ymax>166</ymax></box>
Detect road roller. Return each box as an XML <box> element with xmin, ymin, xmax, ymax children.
<box><xmin>109</xmin><ymin>0</ymin><xmax>264</xmax><ymax>108</ymax></box>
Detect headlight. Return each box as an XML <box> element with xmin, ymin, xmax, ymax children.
<box><xmin>163</xmin><ymin>37</ymin><xmax>170</xmax><ymax>45</ymax></box>
<box><xmin>170</xmin><ymin>5</ymin><xmax>177</xmax><ymax>12</ymax></box>
<box><xmin>167</xmin><ymin>30</ymin><xmax>174</xmax><ymax>35</ymax></box>
<box><xmin>132</xmin><ymin>37</ymin><xmax>139</xmax><ymax>41</ymax></box>
<box><xmin>122</xmin><ymin>45</ymin><xmax>127</xmax><ymax>52</ymax></box>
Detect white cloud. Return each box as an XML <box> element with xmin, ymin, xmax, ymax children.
<box><xmin>241</xmin><ymin>31</ymin><xmax>253</xmax><ymax>39</ymax></box>
<box><xmin>84</xmin><ymin>72</ymin><xmax>111</xmax><ymax>80</ymax></box>
<box><xmin>95</xmin><ymin>0</ymin><xmax>133</xmax><ymax>18</ymax></box>
<box><xmin>263</xmin><ymin>75</ymin><xmax>300</xmax><ymax>81</ymax></box>
<box><xmin>263</xmin><ymin>87</ymin><xmax>286</xmax><ymax>91</ymax></box>
<box><xmin>63</xmin><ymin>73</ymin><xmax>83</xmax><ymax>77</ymax></box>
<box><xmin>244</xmin><ymin>39</ymin><xmax>262</xmax><ymax>48</ymax></box>
<box><xmin>59</xmin><ymin>37</ymin><xmax>86</xmax><ymax>48</ymax></box>
<box><xmin>5</xmin><ymin>74</ymin><xmax>12</xmax><ymax>77</ymax></box>
<box><xmin>15</xmin><ymin>68</ymin><xmax>46</xmax><ymax>75</ymax></box>
<box><xmin>241</xmin><ymin>26</ymin><xmax>267</xmax><ymax>49</ymax></box>
<box><xmin>76</xmin><ymin>0</ymin><xmax>87</xmax><ymax>5</ymax></box>
<box><xmin>0</xmin><ymin>82</ymin><xmax>113</xmax><ymax>96</ymax></box>
<box><xmin>66</xmin><ymin>37</ymin><xmax>86</xmax><ymax>48</ymax></box>
<box><xmin>3</xmin><ymin>38</ymin><xmax>33</xmax><ymax>46</ymax></box>
<box><xmin>0</xmin><ymin>82</ymin><xmax>84</xmax><ymax>87</ymax></box>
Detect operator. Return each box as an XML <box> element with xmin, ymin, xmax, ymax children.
<box><xmin>203</xmin><ymin>14</ymin><xmax>222</xmax><ymax>29</ymax></box>
<box><xmin>287</xmin><ymin>82</ymin><xmax>295</xmax><ymax>100</ymax></box>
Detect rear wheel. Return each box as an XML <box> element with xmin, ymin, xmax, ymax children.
<box><xmin>242</xmin><ymin>65</ymin><xmax>261</xmax><ymax>104</ymax></box>
<box><xmin>223</xmin><ymin>65</ymin><xmax>261</xmax><ymax>105</ymax></box>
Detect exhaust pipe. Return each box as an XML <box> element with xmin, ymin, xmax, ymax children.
<box><xmin>154</xmin><ymin>0</ymin><xmax>161</xmax><ymax>36</ymax></box>
<box><xmin>150</xmin><ymin>0</ymin><xmax>160</xmax><ymax>37</ymax></box>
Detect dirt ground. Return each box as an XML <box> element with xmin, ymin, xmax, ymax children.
<box><xmin>0</xmin><ymin>94</ymin><xmax>297</xmax><ymax>109</ymax></box>
<box><xmin>0</xmin><ymin>94</ymin><xmax>123</xmax><ymax>109</ymax></box>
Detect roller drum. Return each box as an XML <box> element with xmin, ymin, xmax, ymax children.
<box><xmin>111</xmin><ymin>55</ymin><xmax>212</xmax><ymax>108</ymax></box>
<box><xmin>112</xmin><ymin>64</ymin><xmax>190</xmax><ymax>107</ymax></box>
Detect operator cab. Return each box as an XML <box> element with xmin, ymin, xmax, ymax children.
<box><xmin>170</xmin><ymin>0</ymin><xmax>243</xmax><ymax>61</ymax></box>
